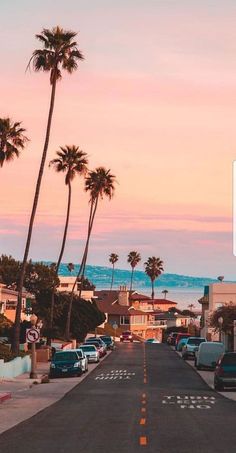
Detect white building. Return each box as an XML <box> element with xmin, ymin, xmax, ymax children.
<box><xmin>58</xmin><ymin>276</ymin><xmax>94</xmax><ymax>301</ymax></box>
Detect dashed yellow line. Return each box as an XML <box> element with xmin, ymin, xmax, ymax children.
<box><xmin>141</xmin><ymin>407</ymin><xmax>146</xmax><ymax>413</ymax></box>
<box><xmin>140</xmin><ymin>418</ymin><xmax>146</xmax><ymax>425</ymax></box>
<box><xmin>140</xmin><ymin>436</ymin><xmax>148</xmax><ymax>446</ymax></box>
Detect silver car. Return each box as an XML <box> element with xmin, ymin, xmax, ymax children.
<box><xmin>71</xmin><ymin>348</ymin><xmax>88</xmax><ymax>372</ymax></box>
<box><xmin>79</xmin><ymin>345</ymin><xmax>100</xmax><ymax>363</ymax></box>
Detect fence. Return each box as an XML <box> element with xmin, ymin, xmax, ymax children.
<box><xmin>0</xmin><ymin>355</ymin><xmax>31</xmax><ymax>379</ymax></box>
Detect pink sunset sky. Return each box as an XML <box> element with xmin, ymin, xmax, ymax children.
<box><xmin>1</xmin><ymin>0</ymin><xmax>236</xmax><ymax>279</ymax></box>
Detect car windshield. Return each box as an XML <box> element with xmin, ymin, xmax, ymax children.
<box><xmin>54</xmin><ymin>352</ymin><xmax>78</xmax><ymax>362</ymax></box>
<box><xmin>85</xmin><ymin>342</ymin><xmax>100</xmax><ymax>348</ymax></box>
<box><xmin>222</xmin><ymin>354</ymin><xmax>236</xmax><ymax>365</ymax></box>
<box><xmin>80</xmin><ymin>346</ymin><xmax>96</xmax><ymax>352</ymax></box>
<box><xmin>188</xmin><ymin>338</ymin><xmax>205</xmax><ymax>345</ymax></box>
<box><xmin>101</xmin><ymin>337</ymin><xmax>112</xmax><ymax>342</ymax></box>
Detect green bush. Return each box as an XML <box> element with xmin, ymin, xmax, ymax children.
<box><xmin>0</xmin><ymin>344</ymin><xmax>27</xmax><ymax>362</ymax></box>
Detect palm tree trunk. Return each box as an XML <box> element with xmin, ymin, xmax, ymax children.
<box><xmin>64</xmin><ymin>197</ymin><xmax>98</xmax><ymax>340</ymax></box>
<box><xmin>151</xmin><ymin>280</ymin><xmax>154</xmax><ymax>302</ymax></box>
<box><xmin>110</xmin><ymin>264</ymin><xmax>115</xmax><ymax>290</ymax></box>
<box><xmin>50</xmin><ymin>181</ymin><xmax>72</xmax><ymax>328</ymax></box>
<box><xmin>12</xmin><ymin>75</ymin><xmax>57</xmax><ymax>354</ymax></box>
<box><xmin>130</xmin><ymin>267</ymin><xmax>134</xmax><ymax>291</ymax></box>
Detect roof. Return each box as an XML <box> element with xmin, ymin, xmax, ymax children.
<box><xmin>96</xmin><ymin>299</ymin><xmax>146</xmax><ymax>316</ymax></box>
<box><xmin>147</xmin><ymin>299</ymin><xmax>177</xmax><ymax>305</ymax></box>
<box><xmin>129</xmin><ymin>292</ymin><xmax>151</xmax><ymax>301</ymax></box>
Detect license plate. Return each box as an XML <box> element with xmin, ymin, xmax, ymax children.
<box><xmin>62</xmin><ymin>368</ymin><xmax>68</xmax><ymax>372</ymax></box>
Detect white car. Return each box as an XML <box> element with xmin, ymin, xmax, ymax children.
<box><xmin>79</xmin><ymin>345</ymin><xmax>100</xmax><ymax>363</ymax></box>
<box><xmin>70</xmin><ymin>348</ymin><xmax>88</xmax><ymax>372</ymax></box>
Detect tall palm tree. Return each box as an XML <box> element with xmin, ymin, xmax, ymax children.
<box><xmin>49</xmin><ymin>145</ymin><xmax>88</xmax><ymax>327</ymax></box>
<box><xmin>127</xmin><ymin>251</ymin><xmax>141</xmax><ymax>291</ymax></box>
<box><xmin>161</xmin><ymin>289</ymin><xmax>168</xmax><ymax>299</ymax></box>
<box><xmin>65</xmin><ymin>167</ymin><xmax>116</xmax><ymax>339</ymax></box>
<box><xmin>144</xmin><ymin>256</ymin><xmax>164</xmax><ymax>302</ymax></box>
<box><xmin>0</xmin><ymin>118</ymin><xmax>29</xmax><ymax>167</ymax></box>
<box><xmin>109</xmin><ymin>253</ymin><xmax>119</xmax><ymax>290</ymax></box>
<box><xmin>12</xmin><ymin>26</ymin><xmax>84</xmax><ymax>353</ymax></box>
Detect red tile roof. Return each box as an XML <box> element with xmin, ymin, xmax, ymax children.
<box><xmin>96</xmin><ymin>299</ymin><xmax>145</xmax><ymax>316</ymax></box>
<box><xmin>142</xmin><ymin>299</ymin><xmax>177</xmax><ymax>305</ymax></box>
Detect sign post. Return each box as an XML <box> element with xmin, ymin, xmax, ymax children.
<box><xmin>27</xmin><ymin>314</ymin><xmax>39</xmax><ymax>379</ymax></box>
<box><xmin>112</xmin><ymin>322</ymin><xmax>118</xmax><ymax>341</ymax></box>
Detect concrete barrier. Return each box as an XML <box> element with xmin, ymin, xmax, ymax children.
<box><xmin>0</xmin><ymin>355</ymin><xmax>31</xmax><ymax>379</ymax></box>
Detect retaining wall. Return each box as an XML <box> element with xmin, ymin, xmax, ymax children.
<box><xmin>0</xmin><ymin>355</ymin><xmax>31</xmax><ymax>378</ymax></box>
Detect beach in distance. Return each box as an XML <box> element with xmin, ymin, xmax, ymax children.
<box><xmin>56</xmin><ymin>262</ymin><xmax>224</xmax><ymax>309</ymax></box>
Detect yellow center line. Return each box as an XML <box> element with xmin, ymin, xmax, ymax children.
<box><xmin>141</xmin><ymin>407</ymin><xmax>146</xmax><ymax>413</ymax></box>
<box><xmin>142</xmin><ymin>400</ymin><xmax>146</xmax><ymax>405</ymax></box>
<box><xmin>140</xmin><ymin>436</ymin><xmax>148</xmax><ymax>446</ymax></box>
<box><xmin>142</xmin><ymin>393</ymin><xmax>146</xmax><ymax>398</ymax></box>
<box><xmin>140</xmin><ymin>418</ymin><xmax>146</xmax><ymax>425</ymax></box>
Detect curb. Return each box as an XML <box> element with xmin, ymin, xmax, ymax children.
<box><xmin>0</xmin><ymin>392</ymin><xmax>12</xmax><ymax>403</ymax></box>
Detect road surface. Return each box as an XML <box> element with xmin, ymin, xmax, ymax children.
<box><xmin>0</xmin><ymin>343</ymin><xmax>236</xmax><ymax>452</ymax></box>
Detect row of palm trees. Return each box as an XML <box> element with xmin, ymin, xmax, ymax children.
<box><xmin>109</xmin><ymin>252</ymin><xmax>164</xmax><ymax>298</ymax></box>
<box><xmin>0</xmin><ymin>26</ymin><xmax>116</xmax><ymax>351</ymax></box>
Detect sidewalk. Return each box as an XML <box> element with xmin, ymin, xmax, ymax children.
<box><xmin>174</xmin><ymin>349</ymin><xmax>236</xmax><ymax>402</ymax></box>
<box><xmin>0</xmin><ymin>352</ymin><xmax>111</xmax><ymax>435</ymax></box>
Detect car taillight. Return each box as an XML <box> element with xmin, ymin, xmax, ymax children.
<box><xmin>129</xmin><ymin>336</ymin><xmax>132</xmax><ymax>339</ymax></box>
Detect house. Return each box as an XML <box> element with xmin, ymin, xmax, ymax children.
<box><xmin>57</xmin><ymin>276</ymin><xmax>94</xmax><ymax>301</ymax></box>
<box><xmin>130</xmin><ymin>292</ymin><xmax>177</xmax><ymax>312</ymax></box>
<box><xmin>0</xmin><ymin>283</ymin><xmax>33</xmax><ymax>322</ymax></box>
<box><xmin>199</xmin><ymin>283</ymin><xmax>236</xmax><ymax>344</ymax></box>
<box><xmin>95</xmin><ymin>286</ymin><xmax>180</xmax><ymax>341</ymax></box>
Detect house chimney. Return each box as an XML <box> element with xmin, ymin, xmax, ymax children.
<box><xmin>118</xmin><ymin>285</ymin><xmax>129</xmax><ymax>306</ymax></box>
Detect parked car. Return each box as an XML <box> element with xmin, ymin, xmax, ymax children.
<box><xmin>79</xmin><ymin>345</ymin><xmax>100</xmax><ymax>363</ymax></box>
<box><xmin>120</xmin><ymin>331</ymin><xmax>134</xmax><ymax>342</ymax></box>
<box><xmin>175</xmin><ymin>333</ymin><xmax>191</xmax><ymax>349</ymax></box>
<box><xmin>145</xmin><ymin>338</ymin><xmax>160</xmax><ymax>344</ymax></box>
<box><xmin>49</xmin><ymin>350</ymin><xmax>83</xmax><ymax>378</ymax></box>
<box><xmin>86</xmin><ymin>337</ymin><xmax>107</xmax><ymax>351</ymax></box>
<box><xmin>70</xmin><ymin>348</ymin><xmax>88</xmax><ymax>373</ymax></box>
<box><xmin>176</xmin><ymin>337</ymin><xmax>188</xmax><ymax>352</ymax></box>
<box><xmin>84</xmin><ymin>340</ymin><xmax>106</xmax><ymax>357</ymax></box>
<box><xmin>214</xmin><ymin>352</ymin><xmax>236</xmax><ymax>390</ymax></box>
<box><xmin>182</xmin><ymin>337</ymin><xmax>206</xmax><ymax>360</ymax></box>
<box><xmin>100</xmin><ymin>335</ymin><xmax>115</xmax><ymax>350</ymax></box>
<box><xmin>195</xmin><ymin>342</ymin><xmax>225</xmax><ymax>370</ymax></box>
<box><xmin>167</xmin><ymin>332</ymin><xmax>178</xmax><ymax>345</ymax></box>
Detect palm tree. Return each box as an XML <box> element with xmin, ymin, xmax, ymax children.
<box><xmin>109</xmin><ymin>253</ymin><xmax>119</xmax><ymax>290</ymax></box>
<box><xmin>127</xmin><ymin>251</ymin><xmax>141</xmax><ymax>291</ymax></box>
<box><xmin>65</xmin><ymin>167</ymin><xmax>116</xmax><ymax>339</ymax></box>
<box><xmin>161</xmin><ymin>289</ymin><xmax>168</xmax><ymax>299</ymax></box>
<box><xmin>49</xmin><ymin>145</ymin><xmax>88</xmax><ymax>327</ymax></box>
<box><xmin>0</xmin><ymin>118</ymin><xmax>29</xmax><ymax>167</ymax></box>
<box><xmin>12</xmin><ymin>26</ymin><xmax>84</xmax><ymax>353</ymax></box>
<box><xmin>144</xmin><ymin>256</ymin><xmax>164</xmax><ymax>302</ymax></box>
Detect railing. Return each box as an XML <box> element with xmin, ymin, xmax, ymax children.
<box><xmin>147</xmin><ymin>321</ymin><xmax>167</xmax><ymax>327</ymax></box>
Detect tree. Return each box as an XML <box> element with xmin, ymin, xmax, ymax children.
<box><xmin>0</xmin><ymin>255</ymin><xmax>21</xmax><ymax>287</ymax></box>
<box><xmin>144</xmin><ymin>256</ymin><xmax>164</xmax><ymax>302</ymax></box>
<box><xmin>65</xmin><ymin>167</ymin><xmax>116</xmax><ymax>339</ymax></box>
<box><xmin>127</xmin><ymin>251</ymin><xmax>141</xmax><ymax>291</ymax></box>
<box><xmin>13</xmin><ymin>26</ymin><xmax>84</xmax><ymax>353</ymax></box>
<box><xmin>161</xmin><ymin>289</ymin><xmax>168</xmax><ymax>299</ymax></box>
<box><xmin>0</xmin><ymin>118</ymin><xmax>29</xmax><ymax>167</ymax></box>
<box><xmin>109</xmin><ymin>253</ymin><xmax>119</xmax><ymax>290</ymax></box>
<box><xmin>49</xmin><ymin>145</ymin><xmax>88</xmax><ymax>327</ymax></box>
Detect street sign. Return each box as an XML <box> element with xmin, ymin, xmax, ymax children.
<box><xmin>26</xmin><ymin>328</ymin><xmax>40</xmax><ymax>343</ymax></box>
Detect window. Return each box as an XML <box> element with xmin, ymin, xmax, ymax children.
<box><xmin>131</xmin><ymin>315</ymin><xmax>146</xmax><ymax>325</ymax></box>
<box><xmin>60</xmin><ymin>283</ymin><xmax>69</xmax><ymax>288</ymax></box>
<box><xmin>120</xmin><ymin>316</ymin><xmax>130</xmax><ymax>325</ymax></box>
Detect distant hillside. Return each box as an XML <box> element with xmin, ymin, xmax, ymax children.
<box><xmin>56</xmin><ymin>262</ymin><xmax>221</xmax><ymax>291</ymax></box>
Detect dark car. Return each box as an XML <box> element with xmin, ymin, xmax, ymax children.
<box><xmin>214</xmin><ymin>352</ymin><xmax>236</xmax><ymax>390</ymax></box>
<box><xmin>120</xmin><ymin>331</ymin><xmax>134</xmax><ymax>342</ymax></box>
<box><xmin>175</xmin><ymin>333</ymin><xmax>191</xmax><ymax>350</ymax></box>
<box><xmin>49</xmin><ymin>350</ymin><xmax>83</xmax><ymax>378</ymax></box>
<box><xmin>167</xmin><ymin>332</ymin><xmax>178</xmax><ymax>345</ymax></box>
<box><xmin>100</xmin><ymin>335</ymin><xmax>115</xmax><ymax>350</ymax></box>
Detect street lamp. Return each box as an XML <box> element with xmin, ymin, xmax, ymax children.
<box><xmin>30</xmin><ymin>313</ymin><xmax>38</xmax><ymax>379</ymax></box>
<box><xmin>218</xmin><ymin>316</ymin><xmax>224</xmax><ymax>342</ymax></box>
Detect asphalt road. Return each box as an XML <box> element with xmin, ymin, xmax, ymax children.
<box><xmin>0</xmin><ymin>343</ymin><xmax>236</xmax><ymax>453</ymax></box>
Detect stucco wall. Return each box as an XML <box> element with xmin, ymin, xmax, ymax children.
<box><xmin>0</xmin><ymin>355</ymin><xmax>31</xmax><ymax>379</ymax></box>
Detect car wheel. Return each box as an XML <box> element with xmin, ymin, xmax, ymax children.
<box><xmin>214</xmin><ymin>381</ymin><xmax>224</xmax><ymax>391</ymax></box>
